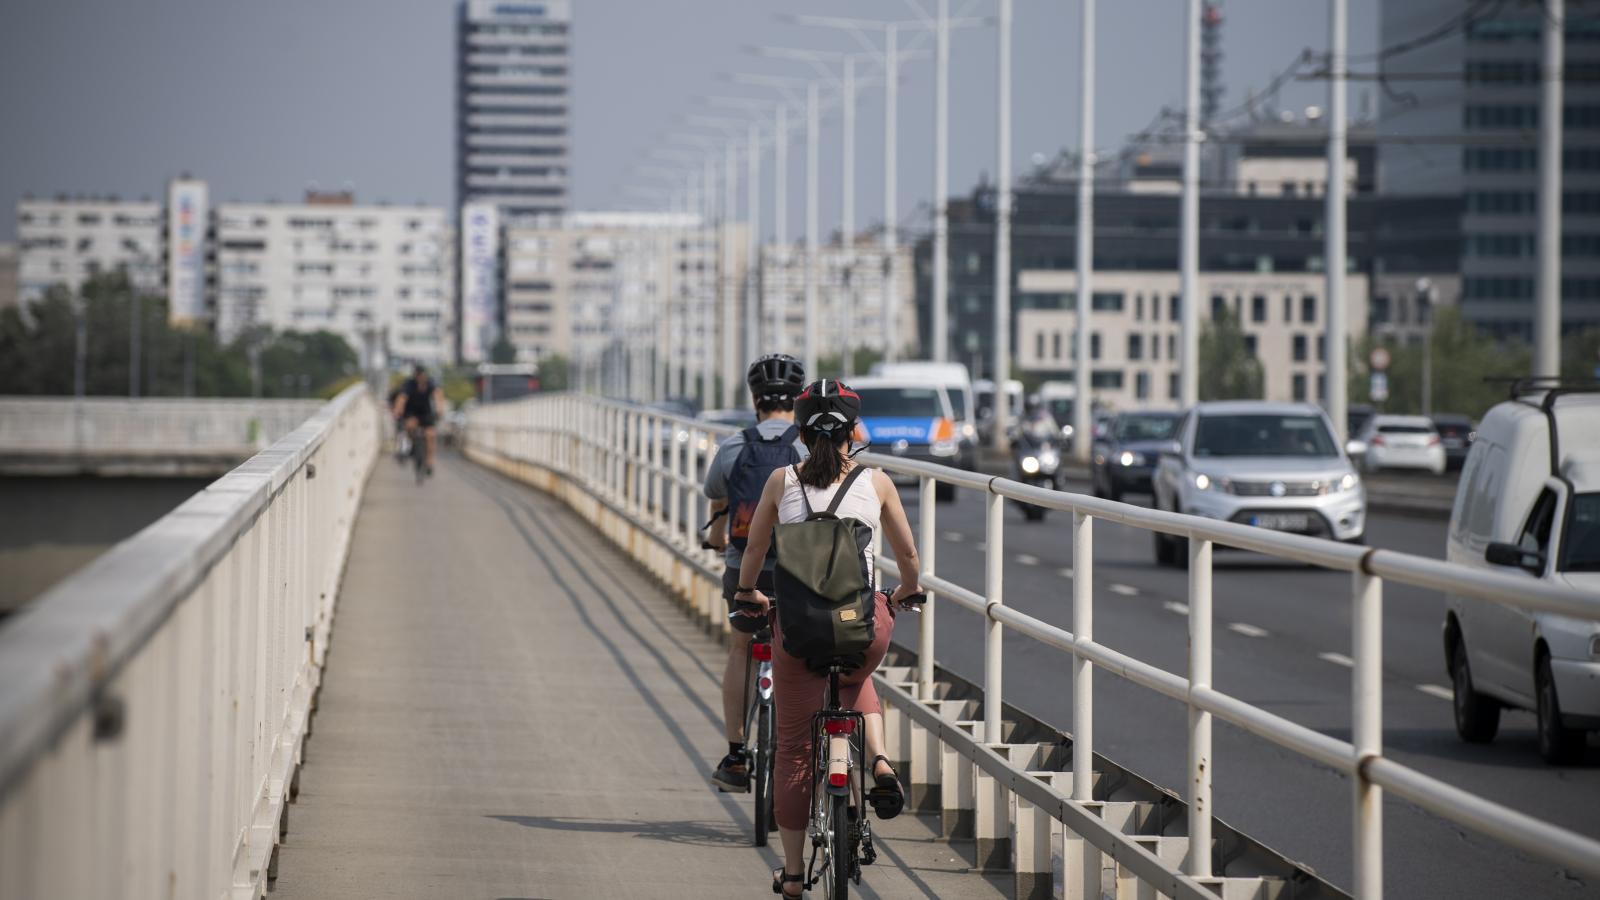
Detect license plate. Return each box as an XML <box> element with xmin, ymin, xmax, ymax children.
<box><xmin>1251</xmin><ymin>513</ymin><xmax>1309</xmax><ymax>531</ymax></box>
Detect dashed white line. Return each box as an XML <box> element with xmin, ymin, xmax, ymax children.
<box><xmin>1228</xmin><ymin>623</ymin><xmax>1270</xmax><ymax>638</ymax></box>
<box><xmin>942</xmin><ymin>531</ymin><xmax>964</xmax><ymax>543</ymax></box>
<box><xmin>1109</xmin><ymin>583</ymin><xmax>1139</xmax><ymax>596</ymax></box>
<box><xmin>1016</xmin><ymin>553</ymin><xmax>1041</xmax><ymax>566</ymax></box>
<box><xmin>1057</xmin><ymin>567</ymin><xmax>1075</xmax><ymax>579</ymax></box>
<box><xmin>1416</xmin><ymin>684</ymin><xmax>1453</xmax><ymax>701</ymax></box>
<box><xmin>1319</xmin><ymin>652</ymin><xmax>1355</xmax><ymax>668</ymax></box>
<box><xmin>1162</xmin><ymin>601</ymin><xmax>1190</xmax><ymax>615</ymax></box>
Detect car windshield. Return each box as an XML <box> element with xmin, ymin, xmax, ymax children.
<box><xmin>855</xmin><ymin>386</ymin><xmax>945</xmax><ymax>419</ymax></box>
<box><xmin>1563</xmin><ymin>493</ymin><xmax>1600</xmax><ymax>571</ymax></box>
<box><xmin>1115</xmin><ymin>414</ymin><xmax>1178</xmax><ymax>441</ymax></box>
<box><xmin>1193</xmin><ymin>414</ymin><xmax>1339</xmax><ymax>458</ymax></box>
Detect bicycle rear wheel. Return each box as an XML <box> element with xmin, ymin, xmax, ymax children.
<box><xmin>753</xmin><ymin>703</ymin><xmax>773</xmax><ymax>847</ymax></box>
<box><xmin>826</xmin><ymin>791</ymin><xmax>851</xmax><ymax>899</ymax></box>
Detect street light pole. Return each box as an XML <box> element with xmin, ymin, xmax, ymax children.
<box><xmin>1073</xmin><ymin>0</ymin><xmax>1096</xmax><ymax>462</ymax></box>
<box><xmin>723</xmin><ymin>142</ymin><xmax>739</xmax><ymax>409</ymax></box>
<box><xmin>806</xmin><ymin>81</ymin><xmax>821</xmax><ymax>379</ymax></box>
<box><xmin>932</xmin><ymin>0</ymin><xmax>950</xmax><ymax>361</ymax></box>
<box><xmin>748</xmin><ymin>119</ymin><xmax>762</xmax><ymax>367</ymax></box>
<box><xmin>841</xmin><ymin>55</ymin><xmax>858</xmax><ymax>377</ymax></box>
<box><xmin>1326</xmin><ymin>0</ymin><xmax>1349</xmax><ymax>443</ymax></box>
<box><xmin>1179</xmin><ymin>0</ymin><xmax>1202</xmax><ymax>408</ymax></box>
<box><xmin>1536</xmin><ymin>0</ymin><xmax>1564</xmax><ymax>378</ymax></box>
<box><xmin>703</xmin><ymin>155</ymin><xmax>718</xmax><ymax>407</ymax></box>
<box><xmin>993</xmin><ymin>0</ymin><xmax>1013</xmax><ymax>452</ymax></box>
<box><xmin>884</xmin><ymin>24</ymin><xmax>901</xmax><ymax>363</ymax></box>
<box><xmin>129</xmin><ymin>289</ymin><xmax>141</xmax><ymax>398</ymax></box>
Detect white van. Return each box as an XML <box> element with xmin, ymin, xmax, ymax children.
<box><xmin>1036</xmin><ymin>380</ymin><xmax>1079</xmax><ymax>451</ymax></box>
<box><xmin>869</xmin><ymin>361</ymin><xmax>977</xmax><ymax>447</ymax></box>
<box><xmin>1444</xmin><ymin>382</ymin><xmax>1600</xmax><ymax>764</ymax></box>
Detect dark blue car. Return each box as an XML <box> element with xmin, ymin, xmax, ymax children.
<box><xmin>1091</xmin><ymin>411</ymin><xmax>1181</xmax><ymax>502</ymax></box>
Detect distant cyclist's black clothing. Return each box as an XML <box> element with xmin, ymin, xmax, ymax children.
<box><xmin>400</xmin><ymin>379</ymin><xmax>438</xmax><ymax>427</ymax></box>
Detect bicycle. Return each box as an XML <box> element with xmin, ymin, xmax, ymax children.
<box><xmin>408</xmin><ymin>422</ymin><xmax>428</xmax><ymax>485</ymax></box>
<box><xmin>801</xmin><ymin>590</ymin><xmax>925</xmax><ymax>899</ymax></box>
<box><xmin>393</xmin><ymin>422</ymin><xmax>412</xmax><ymax>466</ymax></box>
<box><xmin>743</xmin><ymin>626</ymin><xmax>777</xmax><ymax>847</ymax></box>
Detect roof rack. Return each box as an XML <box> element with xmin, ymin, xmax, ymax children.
<box><xmin>1494</xmin><ymin>377</ymin><xmax>1600</xmax><ymax>476</ymax></box>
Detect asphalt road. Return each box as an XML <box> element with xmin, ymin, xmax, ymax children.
<box><xmin>888</xmin><ymin>479</ymin><xmax>1600</xmax><ymax>899</ymax></box>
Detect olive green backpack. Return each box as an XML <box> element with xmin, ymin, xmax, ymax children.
<box><xmin>773</xmin><ymin>466</ymin><xmax>877</xmax><ymax>670</ymax></box>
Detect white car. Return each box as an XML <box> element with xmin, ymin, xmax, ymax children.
<box><xmin>1151</xmin><ymin>401</ymin><xmax>1366</xmax><ymax>566</ymax></box>
<box><xmin>1444</xmin><ymin>384</ymin><xmax>1600</xmax><ymax>764</ymax></box>
<box><xmin>1357</xmin><ymin>414</ymin><xmax>1447</xmax><ymax>475</ymax></box>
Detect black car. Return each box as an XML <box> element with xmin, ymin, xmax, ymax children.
<box><xmin>1091</xmin><ymin>411</ymin><xmax>1181</xmax><ymax>502</ymax></box>
<box><xmin>1431</xmin><ymin>414</ymin><xmax>1476</xmax><ymax>471</ymax></box>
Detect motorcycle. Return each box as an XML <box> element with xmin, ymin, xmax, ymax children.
<box><xmin>1010</xmin><ymin>427</ymin><xmax>1063</xmax><ymax>522</ymax></box>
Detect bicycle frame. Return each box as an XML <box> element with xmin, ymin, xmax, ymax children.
<box><xmin>806</xmin><ymin>666</ymin><xmax>871</xmax><ymax>893</ymax></box>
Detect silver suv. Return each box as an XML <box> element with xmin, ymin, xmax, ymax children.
<box><xmin>1152</xmin><ymin>401</ymin><xmax>1366</xmax><ymax>566</ymax></box>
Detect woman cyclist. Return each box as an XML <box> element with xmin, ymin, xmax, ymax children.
<box><xmin>732</xmin><ymin>379</ymin><xmax>925</xmax><ymax>898</ymax></box>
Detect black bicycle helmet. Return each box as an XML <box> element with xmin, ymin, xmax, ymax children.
<box><xmin>794</xmin><ymin>379</ymin><xmax>861</xmax><ymax>437</ymax></box>
<box><xmin>746</xmin><ymin>353</ymin><xmax>806</xmax><ymax>404</ymax></box>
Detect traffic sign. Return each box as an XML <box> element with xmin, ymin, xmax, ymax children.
<box><xmin>1369</xmin><ymin>347</ymin><xmax>1391</xmax><ymax>372</ymax></box>
<box><xmin>1370</xmin><ymin>372</ymin><xmax>1389</xmax><ymax>402</ymax></box>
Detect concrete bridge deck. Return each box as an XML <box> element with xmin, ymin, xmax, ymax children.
<box><xmin>270</xmin><ymin>454</ymin><xmax>1007</xmax><ymax>900</ymax></box>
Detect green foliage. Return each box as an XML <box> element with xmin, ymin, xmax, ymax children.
<box><xmin>537</xmin><ymin>353</ymin><xmax>570</xmax><ymax>391</ymax></box>
<box><xmin>439</xmin><ymin>367</ymin><xmax>477</xmax><ymax>409</ymax></box>
<box><xmin>1561</xmin><ymin>329</ymin><xmax>1600</xmax><ymax>383</ymax></box>
<box><xmin>1347</xmin><ymin>307</ymin><xmax>1531</xmax><ymax>419</ymax></box>
<box><xmin>1199</xmin><ymin>307</ymin><xmax>1264</xmax><ymax>401</ymax></box>
<box><xmin>0</xmin><ymin>271</ymin><xmax>358</xmax><ymax>398</ymax></box>
<box><xmin>489</xmin><ymin>335</ymin><xmax>518</xmax><ymax>364</ymax></box>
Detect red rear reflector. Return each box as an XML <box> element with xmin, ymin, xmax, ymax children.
<box><xmin>828</xmin><ymin>772</ymin><xmax>849</xmax><ymax>788</ymax></box>
<box><xmin>824</xmin><ymin>719</ymin><xmax>856</xmax><ymax>735</ymax></box>
<box><xmin>1370</xmin><ymin>436</ymin><xmax>1386</xmax><ymax>447</ymax></box>
<box><xmin>758</xmin><ymin>676</ymin><xmax>772</xmax><ymax>691</ymax></box>
<box><xmin>751</xmin><ymin>643</ymin><xmax>772</xmax><ymax>661</ymax></box>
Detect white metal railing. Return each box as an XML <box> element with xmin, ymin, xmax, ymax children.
<box><xmin>465</xmin><ymin>393</ymin><xmax>1600</xmax><ymax>898</ymax></box>
<box><xmin>0</xmin><ymin>386</ymin><xmax>379</xmax><ymax>900</ymax></box>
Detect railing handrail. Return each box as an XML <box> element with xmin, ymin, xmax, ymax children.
<box><xmin>466</xmin><ymin>393</ymin><xmax>1600</xmax><ymax>891</ymax></box>
<box><xmin>0</xmin><ymin>384</ymin><xmax>370</xmax><ymax>797</ymax></box>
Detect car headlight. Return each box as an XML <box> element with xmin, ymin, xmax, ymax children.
<box><xmin>1119</xmin><ymin>450</ymin><xmax>1146</xmax><ymax>467</ymax></box>
<box><xmin>1061</xmin><ymin>424</ymin><xmax>1075</xmax><ymax>439</ymax></box>
<box><xmin>1338</xmin><ymin>472</ymin><xmax>1360</xmax><ymax>493</ymax></box>
<box><xmin>1020</xmin><ymin>455</ymin><xmax>1041</xmax><ymax>474</ymax></box>
<box><xmin>1194</xmin><ymin>472</ymin><xmax>1212</xmax><ymax>491</ymax></box>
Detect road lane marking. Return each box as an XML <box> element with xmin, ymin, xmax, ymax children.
<box><xmin>1416</xmin><ymin>684</ymin><xmax>1453</xmax><ymax>701</ymax></box>
<box><xmin>1162</xmin><ymin>601</ymin><xmax>1189</xmax><ymax>615</ymax></box>
<box><xmin>1228</xmin><ymin>623</ymin><xmax>1269</xmax><ymax>638</ymax></box>
<box><xmin>1109</xmin><ymin>583</ymin><xmax>1139</xmax><ymax>596</ymax></box>
<box><xmin>1016</xmin><ymin>553</ymin><xmax>1041</xmax><ymax>566</ymax></box>
<box><xmin>1057</xmin><ymin>567</ymin><xmax>1074</xmax><ymax>579</ymax></box>
<box><xmin>943</xmin><ymin>531</ymin><xmax>964</xmax><ymax>543</ymax></box>
<box><xmin>1319</xmin><ymin>652</ymin><xmax>1355</xmax><ymax>668</ymax></box>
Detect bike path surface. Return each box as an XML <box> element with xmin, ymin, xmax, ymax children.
<box><xmin>272</xmin><ymin>455</ymin><xmax>1007</xmax><ymax>900</ymax></box>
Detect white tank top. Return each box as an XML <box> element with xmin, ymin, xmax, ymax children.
<box><xmin>779</xmin><ymin>465</ymin><xmax>882</xmax><ymax>589</ymax></box>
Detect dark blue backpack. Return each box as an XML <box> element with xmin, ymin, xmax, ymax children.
<box><xmin>727</xmin><ymin>425</ymin><xmax>802</xmax><ymax>554</ymax></box>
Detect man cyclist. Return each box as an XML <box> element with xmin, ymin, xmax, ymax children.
<box><xmin>391</xmin><ymin>365</ymin><xmax>444</xmax><ymax>475</ymax></box>
<box><xmin>703</xmin><ymin>353</ymin><xmax>807</xmax><ymax>792</ymax></box>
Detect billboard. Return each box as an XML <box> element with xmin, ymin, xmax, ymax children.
<box><xmin>166</xmin><ymin>179</ymin><xmax>208</xmax><ymax>323</ymax></box>
<box><xmin>460</xmin><ymin>203</ymin><xmax>500</xmax><ymax>363</ymax></box>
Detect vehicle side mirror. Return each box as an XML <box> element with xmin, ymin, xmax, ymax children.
<box><xmin>1486</xmin><ymin>541</ymin><xmax>1545</xmax><ymax>575</ymax></box>
<box><xmin>1345</xmin><ymin>438</ymin><xmax>1368</xmax><ymax>458</ymax></box>
<box><xmin>1158</xmin><ymin>439</ymin><xmax>1182</xmax><ymax>458</ymax></box>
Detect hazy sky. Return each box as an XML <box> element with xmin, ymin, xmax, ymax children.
<box><xmin>0</xmin><ymin>0</ymin><xmax>1377</xmax><ymax>241</ymax></box>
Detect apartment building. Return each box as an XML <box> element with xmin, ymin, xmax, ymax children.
<box><xmin>16</xmin><ymin>195</ymin><xmax>164</xmax><ymax>304</ymax></box>
<box><xmin>758</xmin><ymin>240</ymin><xmax>917</xmax><ymax>362</ymax></box>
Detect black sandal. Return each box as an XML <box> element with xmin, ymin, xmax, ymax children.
<box><xmin>772</xmin><ymin>867</ymin><xmax>805</xmax><ymax>897</ymax></box>
<box><xmin>866</xmin><ymin>755</ymin><xmax>905</xmax><ymax>820</ymax></box>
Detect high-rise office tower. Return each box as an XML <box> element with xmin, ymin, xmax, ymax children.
<box><xmin>1380</xmin><ymin>1</ymin><xmax>1600</xmax><ymax>339</ymax></box>
<box><xmin>455</xmin><ymin>0</ymin><xmax>572</xmax><ymax>220</ymax></box>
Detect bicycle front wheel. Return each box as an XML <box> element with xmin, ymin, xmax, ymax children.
<box><xmin>826</xmin><ymin>791</ymin><xmax>851</xmax><ymax>899</ymax></box>
<box><xmin>753</xmin><ymin>703</ymin><xmax>773</xmax><ymax>847</ymax></box>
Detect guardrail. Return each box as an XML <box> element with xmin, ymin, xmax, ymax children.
<box><xmin>0</xmin><ymin>396</ymin><xmax>325</xmax><ymax>476</ymax></box>
<box><xmin>465</xmin><ymin>393</ymin><xmax>1600</xmax><ymax>900</ymax></box>
<box><xmin>0</xmin><ymin>385</ymin><xmax>379</xmax><ymax>900</ymax></box>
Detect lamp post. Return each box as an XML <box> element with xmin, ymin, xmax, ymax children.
<box><xmin>1073</xmin><ymin>0</ymin><xmax>1096</xmax><ymax>462</ymax></box>
<box><xmin>1179</xmin><ymin>0</ymin><xmax>1202</xmax><ymax>409</ymax></box>
<box><xmin>1535</xmin><ymin>0</ymin><xmax>1564</xmax><ymax>378</ymax></box>
<box><xmin>1326</xmin><ymin>0</ymin><xmax>1350</xmax><ymax>443</ymax></box>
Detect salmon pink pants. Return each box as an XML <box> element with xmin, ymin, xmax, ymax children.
<box><xmin>770</xmin><ymin>592</ymin><xmax>895</xmax><ymax>832</ymax></box>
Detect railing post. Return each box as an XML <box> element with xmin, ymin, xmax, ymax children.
<box><xmin>983</xmin><ymin>488</ymin><xmax>1004</xmax><ymax>744</ymax></box>
<box><xmin>1353</xmin><ymin>570</ymin><xmax>1383</xmax><ymax>900</ymax></box>
<box><xmin>1187</xmin><ymin>537</ymin><xmax>1213</xmax><ymax>878</ymax></box>
<box><xmin>918</xmin><ymin>475</ymin><xmax>937</xmax><ymax>700</ymax></box>
<box><xmin>668</xmin><ymin>424</ymin><xmax>682</xmax><ymax>547</ymax></box>
<box><xmin>1071</xmin><ymin>512</ymin><xmax>1093</xmax><ymax>801</ymax></box>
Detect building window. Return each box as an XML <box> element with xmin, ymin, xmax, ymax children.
<box><xmin>1128</xmin><ymin>333</ymin><xmax>1143</xmax><ymax>360</ymax></box>
<box><xmin>1169</xmin><ymin>372</ymin><xmax>1180</xmax><ymax>400</ymax></box>
<box><xmin>1251</xmin><ymin>294</ymin><xmax>1267</xmax><ymax>323</ymax></box>
<box><xmin>1151</xmin><ymin>293</ymin><xmax>1161</xmax><ymax>322</ymax></box>
<box><xmin>1293</xmin><ymin>334</ymin><xmax>1308</xmax><ymax>362</ymax></box>
<box><xmin>1169</xmin><ymin>294</ymin><xmax>1180</xmax><ymax>321</ymax></box>
<box><xmin>1210</xmin><ymin>294</ymin><xmax>1226</xmax><ymax>321</ymax></box>
<box><xmin>1090</xmin><ymin>332</ymin><xmax>1101</xmax><ymax>360</ymax></box>
<box><xmin>1318</xmin><ymin>334</ymin><xmax>1327</xmax><ymax>362</ymax></box>
<box><xmin>1244</xmin><ymin>335</ymin><xmax>1258</xmax><ymax>356</ymax></box>
<box><xmin>1136</xmin><ymin>371</ymin><xmax>1151</xmax><ymax>400</ymax></box>
<box><xmin>1151</xmin><ymin>332</ymin><xmax>1161</xmax><ymax>361</ymax></box>
<box><xmin>1283</xmin><ymin>295</ymin><xmax>1292</xmax><ymax>322</ymax></box>
<box><xmin>1318</xmin><ymin>373</ymin><xmax>1327</xmax><ymax>402</ymax></box>
<box><xmin>1036</xmin><ymin>332</ymin><xmax>1045</xmax><ymax>359</ymax></box>
<box><xmin>1371</xmin><ymin>295</ymin><xmax>1391</xmax><ymax>324</ymax></box>
<box><xmin>1092</xmin><ymin>291</ymin><xmax>1125</xmax><ymax>312</ymax></box>
<box><xmin>1135</xmin><ymin>293</ymin><xmax>1144</xmax><ymax>321</ymax></box>
<box><xmin>1091</xmin><ymin>370</ymin><xmax>1124</xmax><ymax>389</ymax></box>
<box><xmin>1051</xmin><ymin>331</ymin><xmax>1062</xmax><ymax>360</ymax></box>
<box><xmin>1167</xmin><ymin>333</ymin><xmax>1176</xmax><ymax>359</ymax></box>
<box><xmin>1292</xmin><ymin>373</ymin><xmax>1307</xmax><ymax>401</ymax></box>
<box><xmin>1301</xmin><ymin>294</ymin><xmax>1316</xmax><ymax>323</ymax></box>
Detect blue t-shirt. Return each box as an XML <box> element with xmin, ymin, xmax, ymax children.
<box><xmin>703</xmin><ymin>417</ymin><xmax>808</xmax><ymax>568</ymax></box>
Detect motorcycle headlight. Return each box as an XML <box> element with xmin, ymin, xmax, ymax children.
<box><xmin>1020</xmin><ymin>455</ymin><xmax>1041</xmax><ymax>475</ymax></box>
<box><xmin>1039</xmin><ymin>450</ymin><xmax>1060</xmax><ymax>469</ymax></box>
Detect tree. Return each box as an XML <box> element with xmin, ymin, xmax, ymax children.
<box><xmin>538</xmin><ymin>354</ymin><xmax>570</xmax><ymax>391</ymax></box>
<box><xmin>490</xmin><ymin>334</ymin><xmax>518</xmax><ymax>364</ymax></box>
<box><xmin>1199</xmin><ymin>307</ymin><xmax>1263</xmax><ymax>401</ymax></box>
<box><xmin>1347</xmin><ymin>307</ymin><xmax>1529</xmax><ymax>419</ymax></box>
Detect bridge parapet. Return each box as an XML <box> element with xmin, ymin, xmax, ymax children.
<box><xmin>0</xmin><ymin>386</ymin><xmax>378</xmax><ymax>900</ymax></box>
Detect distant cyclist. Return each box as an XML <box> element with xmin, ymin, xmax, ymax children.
<box><xmin>732</xmin><ymin>379</ymin><xmax>923</xmax><ymax>897</ymax></box>
<box><xmin>391</xmin><ymin>365</ymin><xmax>444</xmax><ymax>475</ymax></box>
<box><xmin>703</xmin><ymin>354</ymin><xmax>807</xmax><ymax>793</ymax></box>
